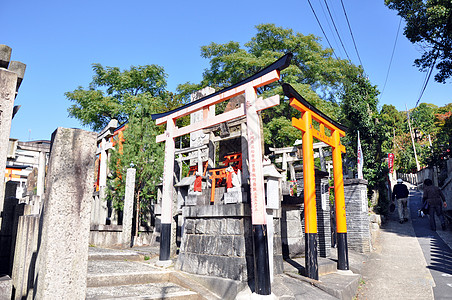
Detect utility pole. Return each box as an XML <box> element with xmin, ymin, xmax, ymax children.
<box><xmin>428</xmin><ymin>134</ymin><xmax>439</xmax><ymax>186</ymax></box>
<box><xmin>405</xmin><ymin>104</ymin><xmax>421</xmax><ymax>171</ymax></box>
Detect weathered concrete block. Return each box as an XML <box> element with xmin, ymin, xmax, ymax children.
<box><xmin>0</xmin><ymin>276</ymin><xmax>12</xmax><ymax>300</ymax></box>
<box><xmin>35</xmin><ymin>128</ymin><xmax>97</xmax><ymax>300</ymax></box>
<box><xmin>232</xmin><ymin>236</ymin><xmax>245</xmax><ymax>257</ymax></box>
<box><xmin>226</xmin><ymin>218</ymin><xmax>240</xmax><ymax>235</ymax></box>
<box><xmin>184</xmin><ymin>219</ymin><xmax>195</xmax><ymax>234</ymax></box>
<box><xmin>0</xmin><ymin>45</ymin><xmax>12</xmax><ymax>68</ymax></box>
<box><xmin>195</xmin><ymin>219</ymin><xmax>207</xmax><ymax>234</ymax></box>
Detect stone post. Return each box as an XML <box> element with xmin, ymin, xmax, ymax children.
<box><xmin>35</xmin><ymin>128</ymin><xmax>97</xmax><ymax>300</ymax></box>
<box><xmin>122</xmin><ymin>168</ymin><xmax>136</xmax><ymax>247</ymax></box>
<box><xmin>98</xmin><ymin>137</ymin><xmax>108</xmax><ymax>224</ymax></box>
<box><xmin>343</xmin><ymin>179</ymin><xmax>370</xmax><ymax>253</ymax></box>
<box><xmin>36</xmin><ymin>150</ymin><xmax>46</xmax><ymax>199</ymax></box>
<box><xmin>0</xmin><ymin>68</ymin><xmax>18</xmax><ymax>220</ymax></box>
<box><xmin>0</xmin><ymin>45</ymin><xmax>26</xmax><ymax>227</ymax></box>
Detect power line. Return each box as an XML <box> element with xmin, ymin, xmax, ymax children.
<box><xmin>380</xmin><ymin>17</ymin><xmax>402</xmax><ymax>99</ymax></box>
<box><xmin>340</xmin><ymin>0</ymin><xmax>365</xmax><ymax>70</ymax></box>
<box><xmin>318</xmin><ymin>0</ymin><xmax>344</xmax><ymax>58</ymax></box>
<box><xmin>322</xmin><ymin>0</ymin><xmax>351</xmax><ymax>62</ymax></box>
<box><xmin>307</xmin><ymin>0</ymin><xmax>339</xmax><ymax>59</ymax></box>
<box><xmin>415</xmin><ymin>55</ymin><xmax>437</xmax><ymax>108</ymax></box>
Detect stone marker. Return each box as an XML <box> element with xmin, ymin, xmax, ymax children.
<box><xmin>35</xmin><ymin>128</ymin><xmax>97</xmax><ymax>300</ymax></box>
<box><xmin>7</xmin><ymin>62</ymin><xmax>26</xmax><ymax>93</ymax></box>
<box><xmin>0</xmin><ymin>68</ymin><xmax>18</xmax><ymax>221</ymax></box>
<box><xmin>122</xmin><ymin>168</ymin><xmax>136</xmax><ymax>247</ymax></box>
<box><xmin>0</xmin><ymin>45</ymin><xmax>12</xmax><ymax>69</ymax></box>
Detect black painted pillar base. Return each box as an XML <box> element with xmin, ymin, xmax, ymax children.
<box><xmin>252</xmin><ymin>224</ymin><xmax>271</xmax><ymax>295</ymax></box>
<box><xmin>305</xmin><ymin>233</ymin><xmax>318</xmax><ymax>280</ymax></box>
<box><xmin>337</xmin><ymin>232</ymin><xmax>349</xmax><ymax>270</ymax></box>
<box><xmin>159</xmin><ymin>223</ymin><xmax>171</xmax><ymax>261</ymax></box>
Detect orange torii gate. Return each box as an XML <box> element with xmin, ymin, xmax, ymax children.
<box><xmin>282</xmin><ymin>83</ymin><xmax>349</xmax><ymax>280</ymax></box>
<box><xmin>152</xmin><ymin>54</ymin><xmax>293</xmax><ymax>296</ymax></box>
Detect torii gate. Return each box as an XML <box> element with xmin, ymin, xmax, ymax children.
<box><xmin>282</xmin><ymin>83</ymin><xmax>349</xmax><ymax>280</ymax></box>
<box><xmin>152</xmin><ymin>53</ymin><xmax>293</xmax><ymax>295</ymax></box>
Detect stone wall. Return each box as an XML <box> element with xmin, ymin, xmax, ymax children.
<box><xmin>176</xmin><ymin>203</ymin><xmax>283</xmax><ymax>282</ymax></box>
<box><xmin>344</xmin><ymin>179</ymin><xmax>371</xmax><ymax>253</ymax></box>
<box><xmin>285</xmin><ymin>170</ymin><xmax>331</xmax><ymax>258</ymax></box>
<box><xmin>89</xmin><ymin>225</ymin><xmax>155</xmax><ymax>247</ymax></box>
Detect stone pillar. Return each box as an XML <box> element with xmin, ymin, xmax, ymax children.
<box><xmin>0</xmin><ymin>68</ymin><xmax>18</xmax><ymax>220</ymax></box>
<box><xmin>35</xmin><ymin>128</ymin><xmax>97</xmax><ymax>300</ymax></box>
<box><xmin>189</xmin><ymin>87</ymin><xmax>215</xmax><ymax>167</ymax></box>
<box><xmin>98</xmin><ymin>138</ymin><xmax>108</xmax><ymax>224</ymax></box>
<box><xmin>36</xmin><ymin>150</ymin><xmax>46</xmax><ymax>199</ymax></box>
<box><xmin>122</xmin><ymin>168</ymin><xmax>136</xmax><ymax>247</ymax></box>
<box><xmin>343</xmin><ymin>179</ymin><xmax>370</xmax><ymax>253</ymax></box>
<box><xmin>319</xmin><ymin>146</ymin><xmax>326</xmax><ymax>172</ymax></box>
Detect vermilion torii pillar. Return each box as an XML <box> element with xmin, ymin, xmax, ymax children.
<box><xmin>282</xmin><ymin>83</ymin><xmax>349</xmax><ymax>279</ymax></box>
<box><xmin>152</xmin><ymin>54</ymin><xmax>292</xmax><ymax>295</ymax></box>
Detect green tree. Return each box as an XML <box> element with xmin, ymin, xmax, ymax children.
<box><xmin>410</xmin><ymin>103</ymin><xmax>438</xmax><ymax>138</ymax></box>
<box><xmin>66</xmin><ymin>64</ymin><xmax>176</xmax><ymax>222</ymax></box>
<box><xmin>107</xmin><ymin>94</ymin><xmax>164</xmax><ymax>217</ymax></box>
<box><xmin>66</xmin><ymin>64</ymin><xmax>170</xmax><ymax>131</ymax></box>
<box><xmin>339</xmin><ymin>75</ymin><xmax>384</xmax><ymax>187</ymax></box>
<box><xmin>379</xmin><ymin>104</ymin><xmax>406</xmax><ymax>154</ymax></box>
<box><xmin>385</xmin><ymin>0</ymin><xmax>452</xmax><ymax>83</ymax></box>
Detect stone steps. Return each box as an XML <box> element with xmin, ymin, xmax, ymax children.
<box><xmin>283</xmin><ymin>256</ymin><xmax>338</xmax><ymax>276</ymax></box>
<box><xmin>86</xmin><ymin>282</ymin><xmax>199</xmax><ymax>300</ymax></box>
<box><xmin>86</xmin><ymin>247</ymin><xmax>219</xmax><ymax>300</ymax></box>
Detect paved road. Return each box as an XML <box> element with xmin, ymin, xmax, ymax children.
<box><xmin>357</xmin><ymin>187</ymin><xmax>452</xmax><ymax>299</ymax></box>
<box><xmin>409</xmin><ymin>189</ymin><xmax>452</xmax><ymax>299</ymax></box>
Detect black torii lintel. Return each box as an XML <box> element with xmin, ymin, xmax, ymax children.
<box><xmin>151</xmin><ymin>53</ymin><xmax>293</xmax><ymax>120</ymax></box>
<box><xmin>281</xmin><ymin>83</ymin><xmax>348</xmax><ymax>132</ymax></box>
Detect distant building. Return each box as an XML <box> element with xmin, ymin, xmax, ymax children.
<box><xmin>4</xmin><ymin>139</ymin><xmax>50</xmax><ymax>199</ymax></box>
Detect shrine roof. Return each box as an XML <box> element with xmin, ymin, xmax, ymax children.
<box><xmin>151</xmin><ymin>53</ymin><xmax>293</xmax><ymax>120</ymax></box>
<box><xmin>282</xmin><ymin>83</ymin><xmax>348</xmax><ymax>132</ymax></box>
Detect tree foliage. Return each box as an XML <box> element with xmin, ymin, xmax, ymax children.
<box><xmin>339</xmin><ymin>74</ymin><xmax>386</xmax><ymax>191</ymax></box>
<box><xmin>66</xmin><ymin>64</ymin><xmax>169</xmax><ymax>131</ymax></box>
<box><xmin>66</xmin><ymin>64</ymin><xmax>178</xmax><ymax>216</ymax></box>
<box><xmin>385</xmin><ymin>0</ymin><xmax>452</xmax><ymax>83</ymax></box>
<box><xmin>178</xmin><ymin>23</ymin><xmax>360</xmax><ymax>148</ymax></box>
<box><xmin>107</xmin><ymin>94</ymin><xmax>164</xmax><ymax>213</ymax></box>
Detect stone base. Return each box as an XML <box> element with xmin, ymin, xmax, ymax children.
<box><xmin>177</xmin><ymin>204</ymin><xmax>283</xmax><ymax>282</ymax></box>
<box><xmin>185</xmin><ymin>190</ymin><xmax>210</xmax><ymax>206</ymax></box>
<box><xmin>224</xmin><ymin>188</ymin><xmax>247</xmax><ymax>204</ymax></box>
<box><xmin>156</xmin><ymin>260</ymin><xmax>173</xmax><ymax>268</ymax></box>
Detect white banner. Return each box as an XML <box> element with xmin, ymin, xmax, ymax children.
<box><xmin>357</xmin><ymin>131</ymin><xmax>363</xmax><ymax>179</ymax></box>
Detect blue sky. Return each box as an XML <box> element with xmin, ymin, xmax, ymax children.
<box><xmin>3</xmin><ymin>0</ymin><xmax>452</xmax><ymax>141</ymax></box>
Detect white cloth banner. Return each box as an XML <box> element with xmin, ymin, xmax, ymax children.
<box><xmin>357</xmin><ymin>131</ymin><xmax>363</xmax><ymax>179</ymax></box>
